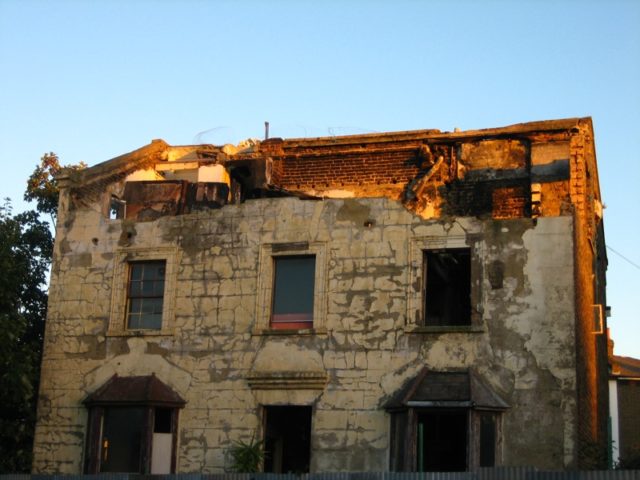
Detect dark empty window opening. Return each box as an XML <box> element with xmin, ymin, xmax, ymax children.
<box><xmin>110</xmin><ymin>195</ymin><xmax>126</xmax><ymax>220</ymax></box>
<box><xmin>271</xmin><ymin>256</ymin><xmax>315</xmax><ymax>329</ymax></box>
<box><xmin>417</xmin><ymin>410</ymin><xmax>468</xmax><ymax>472</ymax></box>
<box><xmin>264</xmin><ymin>406</ymin><xmax>312</xmax><ymax>473</ymax></box>
<box><xmin>424</xmin><ymin>249</ymin><xmax>471</xmax><ymax>326</ymax></box>
<box><xmin>127</xmin><ymin>261</ymin><xmax>166</xmax><ymax>330</ymax></box>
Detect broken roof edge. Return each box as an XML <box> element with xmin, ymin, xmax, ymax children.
<box><xmin>69</xmin><ymin>117</ymin><xmax>595</xmax><ymax>188</ymax></box>
<box><xmin>431</xmin><ymin>116</ymin><xmax>590</xmax><ymax>140</ymax></box>
<box><xmin>278</xmin><ymin>117</ymin><xmax>590</xmax><ymax>146</ymax></box>
<box><xmin>67</xmin><ymin>138</ymin><xmax>170</xmax><ymax>188</ymax></box>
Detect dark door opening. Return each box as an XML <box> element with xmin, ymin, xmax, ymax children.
<box><xmin>417</xmin><ymin>410</ymin><xmax>467</xmax><ymax>472</ymax></box>
<box><xmin>100</xmin><ymin>407</ymin><xmax>145</xmax><ymax>473</ymax></box>
<box><xmin>263</xmin><ymin>406</ymin><xmax>312</xmax><ymax>473</ymax></box>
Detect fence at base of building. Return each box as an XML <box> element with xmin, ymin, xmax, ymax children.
<box><xmin>3</xmin><ymin>469</ymin><xmax>640</xmax><ymax>480</ymax></box>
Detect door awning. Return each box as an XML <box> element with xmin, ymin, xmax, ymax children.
<box><xmin>83</xmin><ymin>374</ymin><xmax>186</xmax><ymax>408</ymax></box>
<box><xmin>384</xmin><ymin>368</ymin><xmax>509</xmax><ymax>411</ymax></box>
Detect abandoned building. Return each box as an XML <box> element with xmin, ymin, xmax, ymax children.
<box><xmin>32</xmin><ymin>117</ymin><xmax>609</xmax><ymax>474</ymax></box>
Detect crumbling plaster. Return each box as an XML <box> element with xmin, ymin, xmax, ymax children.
<box><xmin>35</xmin><ymin>191</ymin><xmax>578</xmax><ymax>472</ymax></box>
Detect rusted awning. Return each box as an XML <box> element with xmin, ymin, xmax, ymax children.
<box><xmin>384</xmin><ymin>368</ymin><xmax>509</xmax><ymax>411</ymax></box>
<box><xmin>83</xmin><ymin>374</ymin><xmax>186</xmax><ymax>407</ymax></box>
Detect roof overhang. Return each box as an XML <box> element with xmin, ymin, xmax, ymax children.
<box><xmin>83</xmin><ymin>374</ymin><xmax>186</xmax><ymax>408</ymax></box>
<box><xmin>384</xmin><ymin>368</ymin><xmax>509</xmax><ymax>411</ymax></box>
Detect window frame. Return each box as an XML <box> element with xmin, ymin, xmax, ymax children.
<box><xmin>109</xmin><ymin>247</ymin><xmax>179</xmax><ymax>336</ymax></box>
<box><xmin>255</xmin><ymin>242</ymin><xmax>327</xmax><ymax>334</ymax></box>
<box><xmin>407</xmin><ymin>235</ymin><xmax>483</xmax><ymax>332</ymax></box>
<box><xmin>126</xmin><ymin>260</ymin><xmax>166</xmax><ymax>330</ymax></box>
<box><xmin>423</xmin><ymin>248</ymin><xmax>472</xmax><ymax>327</ymax></box>
<box><xmin>270</xmin><ymin>255</ymin><xmax>316</xmax><ymax>330</ymax></box>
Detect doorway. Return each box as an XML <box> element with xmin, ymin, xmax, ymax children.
<box><xmin>263</xmin><ymin>406</ymin><xmax>312</xmax><ymax>473</ymax></box>
<box><xmin>417</xmin><ymin>410</ymin><xmax>468</xmax><ymax>471</ymax></box>
<box><xmin>100</xmin><ymin>407</ymin><xmax>145</xmax><ymax>473</ymax></box>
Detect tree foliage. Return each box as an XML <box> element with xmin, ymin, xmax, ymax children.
<box><xmin>0</xmin><ymin>201</ymin><xmax>52</xmax><ymax>473</ymax></box>
<box><xmin>24</xmin><ymin>152</ymin><xmax>85</xmax><ymax>221</ymax></box>
<box><xmin>1</xmin><ymin>152</ymin><xmax>84</xmax><ymax>472</ymax></box>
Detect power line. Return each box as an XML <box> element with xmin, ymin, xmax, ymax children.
<box><xmin>607</xmin><ymin>245</ymin><xmax>640</xmax><ymax>271</ymax></box>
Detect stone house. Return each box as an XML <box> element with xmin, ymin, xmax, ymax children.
<box><xmin>32</xmin><ymin>118</ymin><xmax>609</xmax><ymax>474</ymax></box>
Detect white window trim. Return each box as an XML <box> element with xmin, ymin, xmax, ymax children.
<box><xmin>108</xmin><ymin>246</ymin><xmax>179</xmax><ymax>336</ymax></box>
<box><xmin>254</xmin><ymin>242</ymin><xmax>328</xmax><ymax>334</ymax></box>
<box><xmin>407</xmin><ymin>235</ymin><xmax>484</xmax><ymax>332</ymax></box>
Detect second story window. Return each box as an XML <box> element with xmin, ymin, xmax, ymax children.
<box><xmin>423</xmin><ymin>249</ymin><xmax>471</xmax><ymax>326</ymax></box>
<box><xmin>271</xmin><ymin>255</ymin><xmax>315</xmax><ymax>329</ymax></box>
<box><xmin>127</xmin><ymin>261</ymin><xmax>166</xmax><ymax>330</ymax></box>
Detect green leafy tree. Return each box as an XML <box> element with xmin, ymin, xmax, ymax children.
<box><xmin>0</xmin><ymin>152</ymin><xmax>84</xmax><ymax>472</ymax></box>
<box><xmin>0</xmin><ymin>201</ymin><xmax>52</xmax><ymax>473</ymax></box>
<box><xmin>24</xmin><ymin>152</ymin><xmax>85</xmax><ymax>222</ymax></box>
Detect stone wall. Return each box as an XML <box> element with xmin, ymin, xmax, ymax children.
<box><xmin>33</xmin><ymin>194</ymin><xmax>578</xmax><ymax>473</ymax></box>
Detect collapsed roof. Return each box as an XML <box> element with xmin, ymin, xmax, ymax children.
<box><xmin>59</xmin><ymin>117</ymin><xmax>601</xmax><ymax>221</ymax></box>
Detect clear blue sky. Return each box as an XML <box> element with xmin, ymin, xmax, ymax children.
<box><xmin>1</xmin><ymin>0</ymin><xmax>638</xmax><ymax>356</ymax></box>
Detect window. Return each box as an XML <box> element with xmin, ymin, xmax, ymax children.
<box><xmin>127</xmin><ymin>261</ymin><xmax>166</xmax><ymax>330</ymax></box>
<box><xmin>109</xmin><ymin>247</ymin><xmax>177</xmax><ymax>336</ymax></box>
<box><xmin>423</xmin><ymin>248</ymin><xmax>471</xmax><ymax>326</ymax></box>
<box><xmin>271</xmin><ymin>256</ymin><xmax>315</xmax><ymax>329</ymax></box>
<box><xmin>408</xmin><ymin>236</ymin><xmax>482</xmax><ymax>332</ymax></box>
<box><xmin>264</xmin><ymin>406</ymin><xmax>312</xmax><ymax>473</ymax></box>
<box><xmin>83</xmin><ymin>375</ymin><xmax>185</xmax><ymax>474</ymax></box>
<box><xmin>255</xmin><ymin>242</ymin><xmax>327</xmax><ymax>333</ymax></box>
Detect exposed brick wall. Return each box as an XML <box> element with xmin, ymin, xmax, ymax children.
<box><xmin>440</xmin><ymin>179</ymin><xmax>530</xmax><ymax>218</ymax></box>
<box><xmin>492</xmin><ymin>186</ymin><xmax>529</xmax><ymax>219</ymax></box>
<box><xmin>570</xmin><ymin>128</ymin><xmax>608</xmax><ymax>469</ymax></box>
<box><xmin>540</xmin><ymin>181</ymin><xmax>572</xmax><ymax>217</ymax></box>
<box><xmin>275</xmin><ymin>151</ymin><xmax>421</xmax><ymax>190</ymax></box>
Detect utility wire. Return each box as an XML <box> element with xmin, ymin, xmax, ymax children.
<box><xmin>607</xmin><ymin>245</ymin><xmax>640</xmax><ymax>271</ymax></box>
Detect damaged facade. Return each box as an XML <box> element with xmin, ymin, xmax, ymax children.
<box><xmin>32</xmin><ymin>118</ymin><xmax>609</xmax><ymax>473</ymax></box>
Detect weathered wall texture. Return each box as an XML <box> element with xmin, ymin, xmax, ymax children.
<box><xmin>34</xmin><ymin>195</ymin><xmax>577</xmax><ymax>473</ymax></box>
<box><xmin>32</xmin><ymin>118</ymin><xmax>608</xmax><ymax>473</ymax></box>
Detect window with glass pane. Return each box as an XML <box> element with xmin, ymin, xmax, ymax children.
<box><xmin>271</xmin><ymin>256</ymin><xmax>315</xmax><ymax>329</ymax></box>
<box><xmin>127</xmin><ymin>261</ymin><xmax>165</xmax><ymax>329</ymax></box>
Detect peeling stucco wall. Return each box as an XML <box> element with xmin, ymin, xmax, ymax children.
<box><xmin>33</xmin><ymin>118</ymin><xmax>609</xmax><ymax>473</ymax></box>
<box><xmin>34</xmin><ymin>193</ymin><xmax>579</xmax><ymax>472</ymax></box>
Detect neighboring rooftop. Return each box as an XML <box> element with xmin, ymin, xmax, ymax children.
<box><xmin>611</xmin><ymin>355</ymin><xmax>640</xmax><ymax>379</ymax></box>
